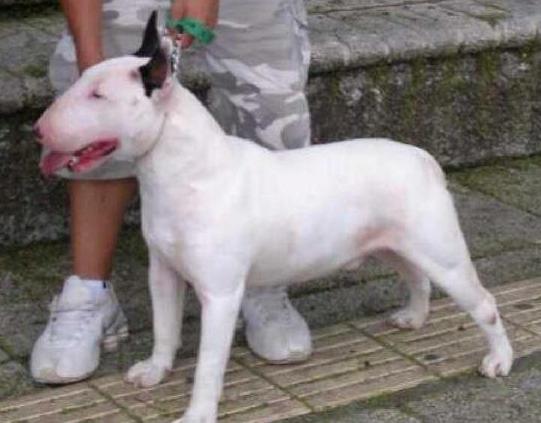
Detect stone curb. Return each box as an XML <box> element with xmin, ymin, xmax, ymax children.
<box><xmin>307</xmin><ymin>0</ymin><xmax>541</xmax><ymax>74</ymax></box>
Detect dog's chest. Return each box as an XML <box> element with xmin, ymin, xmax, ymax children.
<box><xmin>139</xmin><ymin>189</ymin><xmax>200</xmax><ymax>264</ymax></box>
<box><xmin>139</xmin><ymin>185</ymin><xmax>240</xmax><ymax>280</ymax></box>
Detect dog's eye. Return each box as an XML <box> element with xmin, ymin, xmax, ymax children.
<box><xmin>91</xmin><ymin>90</ymin><xmax>105</xmax><ymax>100</ymax></box>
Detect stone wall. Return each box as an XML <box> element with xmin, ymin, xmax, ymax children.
<box><xmin>309</xmin><ymin>45</ymin><xmax>541</xmax><ymax>167</ymax></box>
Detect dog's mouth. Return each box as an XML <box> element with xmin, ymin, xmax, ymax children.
<box><xmin>40</xmin><ymin>139</ymin><xmax>119</xmax><ymax>176</ymax></box>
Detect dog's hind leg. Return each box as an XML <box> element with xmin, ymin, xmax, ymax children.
<box><xmin>397</xmin><ymin>195</ymin><xmax>513</xmax><ymax>377</ymax></box>
<box><xmin>126</xmin><ymin>250</ymin><xmax>186</xmax><ymax>387</ymax></box>
<box><xmin>377</xmin><ymin>251</ymin><xmax>431</xmax><ymax>330</ymax></box>
<box><xmin>420</xmin><ymin>259</ymin><xmax>512</xmax><ymax>377</ymax></box>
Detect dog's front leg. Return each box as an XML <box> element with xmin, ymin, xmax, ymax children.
<box><xmin>126</xmin><ymin>250</ymin><xmax>186</xmax><ymax>387</ymax></box>
<box><xmin>174</xmin><ymin>279</ymin><xmax>245</xmax><ymax>423</ymax></box>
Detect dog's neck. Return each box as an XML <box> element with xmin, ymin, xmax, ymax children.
<box><xmin>135</xmin><ymin>82</ymin><xmax>234</xmax><ymax>194</ymax></box>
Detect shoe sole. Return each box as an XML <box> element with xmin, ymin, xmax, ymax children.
<box><xmin>252</xmin><ymin>349</ymin><xmax>312</xmax><ymax>365</ymax></box>
<box><xmin>33</xmin><ymin>370</ymin><xmax>95</xmax><ymax>385</ymax></box>
<box><xmin>33</xmin><ymin>313</ymin><xmax>130</xmax><ymax>385</ymax></box>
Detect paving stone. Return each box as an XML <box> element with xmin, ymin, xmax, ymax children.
<box><xmin>308</xmin><ymin>0</ymin><xmax>432</xmax><ymax>13</ymax></box>
<box><xmin>22</xmin><ymin>13</ymin><xmax>66</xmax><ymax>37</ymax></box>
<box><xmin>91</xmin><ymin>358</ymin><xmax>294</xmax><ymax>422</ymax></box>
<box><xmin>0</xmin><ymin>19</ymin><xmax>20</xmax><ymax>39</ymax></box>
<box><xmin>354</xmin><ymin>277</ymin><xmax>541</xmax><ymax>377</ymax></box>
<box><xmin>497</xmin><ymin>278</ymin><xmax>541</xmax><ymax>338</ymax></box>
<box><xmin>473</xmin><ymin>246</ymin><xmax>541</xmax><ymax>290</ymax></box>
<box><xmin>219</xmin><ymin>399</ymin><xmax>311</xmax><ymax>423</ymax></box>
<box><xmin>1</xmin><ymin>279</ymin><xmax>541</xmax><ymax>422</ymax></box>
<box><xmin>304</xmin><ymin>366</ymin><xmax>434</xmax><ymax>412</ymax></box>
<box><xmin>0</xmin><ymin>303</ymin><xmax>48</xmax><ymax>359</ymax></box>
<box><xmin>406</xmin><ymin>362</ymin><xmax>541</xmax><ymax>423</ymax></box>
<box><xmin>0</xmin><ymin>361</ymin><xmax>35</xmax><ymax>401</ymax></box>
<box><xmin>0</xmin><ymin>381</ymin><xmax>129</xmax><ymax>423</ymax></box>
<box><xmin>0</xmin><ymin>23</ymin><xmax>56</xmax><ymax>75</ymax></box>
<box><xmin>452</xmin><ymin>156</ymin><xmax>541</xmax><ymax>217</ymax></box>
<box><xmin>0</xmin><ymin>69</ymin><xmax>24</xmax><ymax>113</ymax></box>
<box><xmin>233</xmin><ymin>325</ymin><xmax>389</xmax><ymax>381</ymax></box>
<box><xmin>449</xmin><ymin>182</ymin><xmax>541</xmax><ymax>258</ymax></box>
<box><xmin>289</xmin><ymin>406</ymin><xmax>424</xmax><ymax>423</ymax></box>
<box><xmin>234</xmin><ymin>324</ymin><xmax>435</xmax><ymax>412</ymax></box>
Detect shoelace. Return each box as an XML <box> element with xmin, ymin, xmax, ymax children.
<box><xmin>48</xmin><ymin>297</ymin><xmax>97</xmax><ymax>344</ymax></box>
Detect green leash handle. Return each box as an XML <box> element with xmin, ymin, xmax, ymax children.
<box><xmin>166</xmin><ymin>13</ymin><xmax>215</xmax><ymax>45</ymax></box>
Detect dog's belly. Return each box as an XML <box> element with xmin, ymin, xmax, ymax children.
<box><xmin>245</xmin><ymin>216</ymin><xmax>372</xmax><ymax>287</ymax></box>
<box><xmin>246</xmin><ymin>250</ymin><xmax>363</xmax><ymax>287</ymax></box>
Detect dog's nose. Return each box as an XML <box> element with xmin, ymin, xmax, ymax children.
<box><xmin>33</xmin><ymin>123</ymin><xmax>43</xmax><ymax>139</ymax></box>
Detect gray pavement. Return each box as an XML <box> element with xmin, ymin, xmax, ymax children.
<box><xmin>285</xmin><ymin>351</ymin><xmax>541</xmax><ymax>423</ymax></box>
<box><xmin>1</xmin><ymin>277</ymin><xmax>541</xmax><ymax>422</ymax></box>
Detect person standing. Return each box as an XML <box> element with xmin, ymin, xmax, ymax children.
<box><xmin>31</xmin><ymin>0</ymin><xmax>313</xmax><ymax>384</ymax></box>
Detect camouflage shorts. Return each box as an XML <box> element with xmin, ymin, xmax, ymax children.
<box><xmin>48</xmin><ymin>0</ymin><xmax>311</xmax><ymax>179</ymax></box>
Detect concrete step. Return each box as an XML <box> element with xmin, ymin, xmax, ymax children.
<box><xmin>1</xmin><ymin>0</ymin><xmax>541</xmax><ymax>246</ymax></box>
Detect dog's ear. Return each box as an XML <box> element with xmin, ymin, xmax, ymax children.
<box><xmin>139</xmin><ymin>46</ymin><xmax>169</xmax><ymax>97</ymax></box>
<box><xmin>134</xmin><ymin>11</ymin><xmax>160</xmax><ymax>58</ymax></box>
<box><xmin>134</xmin><ymin>11</ymin><xmax>170</xmax><ymax>97</ymax></box>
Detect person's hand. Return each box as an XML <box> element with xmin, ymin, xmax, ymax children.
<box><xmin>170</xmin><ymin>0</ymin><xmax>219</xmax><ymax>48</ymax></box>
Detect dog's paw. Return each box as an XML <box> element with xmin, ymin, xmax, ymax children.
<box><xmin>172</xmin><ymin>406</ymin><xmax>217</xmax><ymax>423</ymax></box>
<box><xmin>479</xmin><ymin>346</ymin><xmax>513</xmax><ymax>378</ymax></box>
<box><xmin>171</xmin><ymin>413</ymin><xmax>216</xmax><ymax>423</ymax></box>
<box><xmin>125</xmin><ymin>359</ymin><xmax>170</xmax><ymax>388</ymax></box>
<box><xmin>388</xmin><ymin>307</ymin><xmax>428</xmax><ymax>330</ymax></box>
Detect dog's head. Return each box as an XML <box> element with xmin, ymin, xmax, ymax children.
<box><xmin>36</xmin><ymin>11</ymin><xmax>175</xmax><ymax>176</ymax></box>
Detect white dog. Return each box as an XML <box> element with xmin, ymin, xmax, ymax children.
<box><xmin>35</xmin><ymin>13</ymin><xmax>513</xmax><ymax>423</ymax></box>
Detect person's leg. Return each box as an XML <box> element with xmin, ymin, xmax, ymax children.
<box><xmin>31</xmin><ymin>25</ymin><xmax>140</xmax><ymax>383</ymax></box>
<box><xmin>204</xmin><ymin>0</ymin><xmax>312</xmax><ymax>363</ymax></box>
<box><xmin>31</xmin><ymin>179</ymin><xmax>137</xmax><ymax>384</ymax></box>
<box><xmin>70</xmin><ymin>179</ymin><xmax>137</xmax><ymax>279</ymax></box>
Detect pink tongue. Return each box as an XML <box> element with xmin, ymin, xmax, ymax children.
<box><xmin>40</xmin><ymin>150</ymin><xmax>72</xmax><ymax>176</ymax></box>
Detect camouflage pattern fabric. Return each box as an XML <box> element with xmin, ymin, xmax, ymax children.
<box><xmin>48</xmin><ymin>0</ymin><xmax>311</xmax><ymax>179</ymax></box>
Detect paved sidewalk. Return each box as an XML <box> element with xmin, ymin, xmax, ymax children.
<box><xmin>1</xmin><ymin>278</ymin><xmax>540</xmax><ymax>422</ymax></box>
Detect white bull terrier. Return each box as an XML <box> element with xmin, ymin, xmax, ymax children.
<box><xmin>35</xmin><ymin>12</ymin><xmax>513</xmax><ymax>423</ymax></box>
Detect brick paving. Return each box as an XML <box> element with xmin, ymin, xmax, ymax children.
<box><xmin>1</xmin><ymin>277</ymin><xmax>540</xmax><ymax>423</ymax></box>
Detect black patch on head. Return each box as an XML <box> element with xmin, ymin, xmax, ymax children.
<box><xmin>134</xmin><ymin>11</ymin><xmax>169</xmax><ymax>97</ymax></box>
<box><xmin>139</xmin><ymin>48</ymin><xmax>168</xmax><ymax>97</ymax></box>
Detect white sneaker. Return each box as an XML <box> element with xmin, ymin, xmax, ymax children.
<box><xmin>30</xmin><ymin>275</ymin><xmax>128</xmax><ymax>384</ymax></box>
<box><xmin>242</xmin><ymin>286</ymin><xmax>312</xmax><ymax>364</ymax></box>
